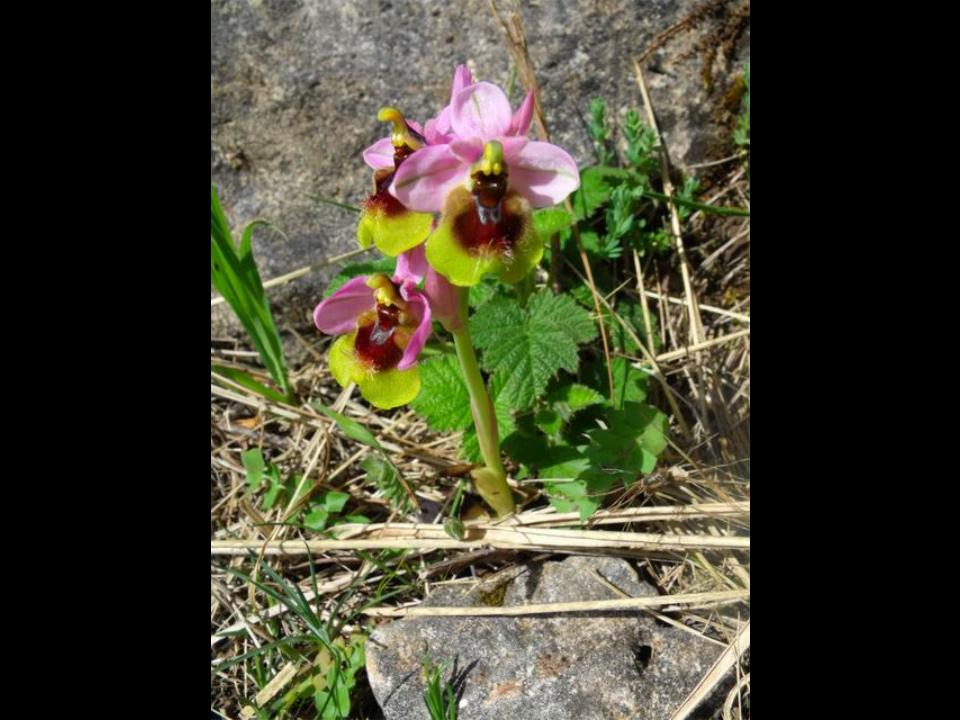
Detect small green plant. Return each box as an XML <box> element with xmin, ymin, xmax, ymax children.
<box><xmin>241</xmin><ymin>447</ymin><xmax>370</xmax><ymax>529</ymax></box>
<box><xmin>211</xmin><ymin>185</ymin><xmax>293</xmax><ymax>403</ymax></box>
<box><xmin>588</xmin><ymin>97</ymin><xmax>617</xmax><ymax>166</ymax></box>
<box><xmin>422</xmin><ymin>659</ymin><xmax>459</xmax><ymax>720</ymax></box>
<box><xmin>219</xmin><ymin>551</ymin><xmax>416</xmax><ymax>719</ymax></box>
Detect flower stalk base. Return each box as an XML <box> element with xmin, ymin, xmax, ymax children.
<box><xmin>451</xmin><ymin>287</ymin><xmax>515</xmax><ymax>517</ymax></box>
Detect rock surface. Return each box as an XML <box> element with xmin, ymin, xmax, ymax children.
<box><xmin>211</xmin><ymin>0</ymin><xmax>749</xmax><ymax>334</ymax></box>
<box><xmin>365</xmin><ymin>555</ymin><xmax>723</xmax><ymax>719</ymax></box>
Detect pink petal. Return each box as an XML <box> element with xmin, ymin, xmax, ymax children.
<box><xmin>394</xmin><ymin>243</ymin><xmax>428</xmax><ymax>284</ymax></box>
<box><xmin>509</xmin><ymin>91</ymin><xmax>535</xmax><ymax>136</ymax></box>
<box><xmin>423</xmin><ymin>116</ymin><xmax>450</xmax><ymax>145</ymax></box>
<box><xmin>450</xmin><ymin>65</ymin><xmax>474</xmax><ymax>100</ymax></box>
<box><xmin>390</xmin><ymin>144</ymin><xmax>468</xmax><ymax>213</ymax></box>
<box><xmin>397</xmin><ymin>290</ymin><xmax>432</xmax><ymax>370</ymax></box>
<box><xmin>448</xmin><ymin>138</ymin><xmax>483</xmax><ymax>165</ymax></box>
<box><xmin>499</xmin><ymin>136</ymin><xmax>528</xmax><ymax>157</ymax></box>
<box><xmin>503</xmin><ymin>140</ymin><xmax>580</xmax><ymax>207</ymax></box>
<box><xmin>313</xmin><ymin>276</ymin><xmax>375</xmax><ymax>335</ymax></box>
<box><xmin>425</xmin><ymin>266</ymin><xmax>463</xmax><ymax>332</ymax></box>
<box><xmin>450</xmin><ymin>82</ymin><xmax>513</xmax><ymax>142</ymax></box>
<box><xmin>362</xmin><ymin>137</ymin><xmax>395</xmax><ymax>171</ymax></box>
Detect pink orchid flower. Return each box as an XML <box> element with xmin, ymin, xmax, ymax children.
<box><xmin>387</xmin><ymin>79</ymin><xmax>579</xmax><ymax>286</ymax></box>
<box><xmin>356</xmin><ymin>109</ymin><xmax>433</xmax><ymax>257</ymax></box>
<box><xmin>313</xmin><ymin>257</ymin><xmax>432</xmax><ymax>409</ymax></box>
<box><xmin>389</xmin><ymin>80</ymin><xmax>576</xmax><ymax>213</ymax></box>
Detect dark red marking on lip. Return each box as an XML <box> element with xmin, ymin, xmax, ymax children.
<box><xmin>364</xmin><ymin>168</ymin><xmax>407</xmax><ymax>218</ymax></box>
<box><xmin>452</xmin><ymin>172</ymin><xmax>521</xmax><ymax>255</ymax></box>
<box><xmin>354</xmin><ymin>302</ymin><xmax>403</xmax><ymax>371</ymax></box>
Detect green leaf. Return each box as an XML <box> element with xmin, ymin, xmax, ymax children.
<box><xmin>547</xmin><ymin>383</ymin><xmax>605</xmax><ymax>420</ymax></box>
<box><xmin>468</xmin><ymin>276</ymin><xmax>503</xmax><ymax>309</ymax></box>
<box><xmin>285</xmin><ymin>474</ymin><xmax>312</xmax><ymax>505</ymax></box>
<box><xmin>532</xmin><ymin>207</ymin><xmax>575</xmax><ymax>242</ymax></box>
<box><xmin>584</xmin><ymin>356</ymin><xmax>649</xmax><ymax>410</ymax></box>
<box><xmin>603</xmin><ymin>301</ymin><xmax>660</xmax><ymax>354</ymax></box>
<box><xmin>586</xmin><ymin>401</ymin><xmax>668</xmax><ymax>481</ymax></box>
<box><xmin>534</xmin><ymin>383</ymin><xmax>604</xmax><ymax>438</ymax></box>
<box><xmin>322</xmin><ymin>491</ymin><xmax>350</xmax><ymax>514</ymax></box>
<box><xmin>409</xmin><ymin>355</ymin><xmax>472</xmax><ymax>432</ymax></box>
<box><xmin>303</xmin><ymin>507</ymin><xmax>330</xmax><ymax>532</ymax></box>
<box><xmin>539</xmin><ymin>451</ymin><xmax>592</xmax><ymax>481</ymax></box>
<box><xmin>471</xmin><ymin>290</ymin><xmax>597</xmax><ymax>410</ymax></box>
<box><xmin>262</xmin><ymin>465</ymin><xmax>284</xmax><ymax>510</ymax></box>
<box><xmin>611</xmin><ymin>357</ymin><xmax>649</xmax><ymax>408</ymax></box>
<box><xmin>242</xmin><ymin>448</ymin><xmax>266</xmax><ymax>492</ymax></box>
<box><xmin>571</xmin><ymin>166</ymin><xmax>630</xmax><ymax>221</ymax></box>
<box><xmin>312</xmin><ymin>403</ymin><xmax>384</xmax><ymax>451</ymax></box>
<box><xmin>359</xmin><ymin>454</ymin><xmax>411</xmax><ymax>511</ymax></box>
<box><xmin>410</xmin><ymin>355</ymin><xmax>517</xmax><ymax>463</ymax></box>
<box><xmin>543</xmin><ymin>479</ymin><xmax>601</xmax><ymax>522</ymax></box>
<box><xmin>534</xmin><ymin>408</ymin><xmax>563</xmax><ymax>438</ymax></box>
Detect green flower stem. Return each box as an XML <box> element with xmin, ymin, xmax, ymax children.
<box><xmin>451</xmin><ymin>287</ymin><xmax>515</xmax><ymax>517</ymax></box>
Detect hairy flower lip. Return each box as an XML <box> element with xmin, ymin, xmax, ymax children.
<box><xmin>314</xmin><ymin>270</ymin><xmax>432</xmax><ymax>375</ymax></box>
<box><xmin>424</xmin><ymin>187</ymin><xmax>540</xmax><ymax>287</ymax></box>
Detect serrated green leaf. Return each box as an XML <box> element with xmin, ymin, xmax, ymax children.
<box><xmin>534</xmin><ymin>408</ymin><xmax>563</xmax><ymax>438</ymax></box>
<box><xmin>471</xmin><ymin>290</ymin><xmax>597</xmax><ymax>410</ymax></box>
<box><xmin>532</xmin><ymin>207</ymin><xmax>574</xmax><ymax>242</ymax></box>
<box><xmin>534</xmin><ymin>383</ymin><xmax>605</xmax><ymax>438</ymax></box>
<box><xmin>543</xmin><ymin>479</ymin><xmax>601</xmax><ymax>521</ymax></box>
<box><xmin>409</xmin><ymin>354</ymin><xmax>472</xmax><ymax>432</ymax></box>
<box><xmin>586</xmin><ymin>401</ymin><xmax>668</xmax><ymax>481</ymax></box>
<box><xmin>548</xmin><ymin>383</ymin><xmax>605</xmax><ymax>419</ymax></box>
<box><xmin>539</xmin><ymin>452</ymin><xmax>592</xmax><ymax>481</ymax></box>
<box><xmin>571</xmin><ymin>166</ymin><xmax>630</xmax><ymax>221</ymax></box>
<box><xmin>468</xmin><ymin>276</ymin><xmax>503</xmax><ymax>309</ymax></box>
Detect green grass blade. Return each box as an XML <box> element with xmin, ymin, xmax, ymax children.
<box><xmin>638</xmin><ymin>188</ymin><xmax>749</xmax><ymax>217</ymax></box>
<box><xmin>212</xmin><ymin>364</ymin><xmax>289</xmax><ymax>405</ymax></box>
<box><xmin>311</xmin><ymin>403</ymin><xmax>384</xmax><ymax>451</ymax></box>
<box><xmin>211</xmin><ymin>185</ymin><xmax>293</xmax><ymax>398</ymax></box>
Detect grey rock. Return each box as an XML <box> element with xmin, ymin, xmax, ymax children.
<box><xmin>366</xmin><ymin>555</ymin><xmax>723</xmax><ymax>719</ymax></box>
<box><xmin>211</xmin><ymin>0</ymin><xmax>749</xmax><ymax>335</ymax></box>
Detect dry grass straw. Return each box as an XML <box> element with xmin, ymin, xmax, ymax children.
<box><xmin>364</xmin><ymin>589</ymin><xmax>748</xmax><ymax>618</ymax></box>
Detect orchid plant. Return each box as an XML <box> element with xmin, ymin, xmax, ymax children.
<box><xmin>314</xmin><ymin>66</ymin><xmax>581</xmax><ymax>517</ymax></box>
